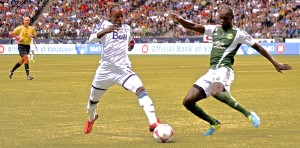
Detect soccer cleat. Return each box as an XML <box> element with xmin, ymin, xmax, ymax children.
<box><xmin>84</xmin><ymin>113</ymin><xmax>98</xmax><ymax>134</ymax></box>
<box><xmin>248</xmin><ymin>111</ymin><xmax>260</xmax><ymax>128</ymax></box>
<box><xmin>31</xmin><ymin>60</ymin><xmax>35</xmax><ymax>62</ymax></box>
<box><xmin>9</xmin><ymin>70</ymin><xmax>13</xmax><ymax>79</ymax></box>
<box><xmin>27</xmin><ymin>75</ymin><xmax>34</xmax><ymax>80</ymax></box>
<box><xmin>149</xmin><ymin>118</ymin><xmax>160</xmax><ymax>132</ymax></box>
<box><xmin>203</xmin><ymin>120</ymin><xmax>221</xmax><ymax>136</ymax></box>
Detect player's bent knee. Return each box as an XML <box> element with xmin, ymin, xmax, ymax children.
<box><xmin>211</xmin><ymin>90</ymin><xmax>222</xmax><ymax>99</ymax></box>
<box><xmin>23</xmin><ymin>55</ymin><xmax>29</xmax><ymax>64</ymax></box>
<box><xmin>18</xmin><ymin>57</ymin><xmax>24</xmax><ymax>64</ymax></box>
<box><xmin>90</xmin><ymin>86</ymin><xmax>106</xmax><ymax>101</ymax></box>
<box><xmin>136</xmin><ymin>86</ymin><xmax>146</xmax><ymax>95</ymax></box>
<box><xmin>182</xmin><ymin>98</ymin><xmax>195</xmax><ymax>108</ymax></box>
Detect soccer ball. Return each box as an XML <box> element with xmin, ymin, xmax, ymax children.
<box><xmin>153</xmin><ymin>124</ymin><xmax>174</xmax><ymax>143</ymax></box>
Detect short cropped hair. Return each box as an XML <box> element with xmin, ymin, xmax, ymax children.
<box><xmin>110</xmin><ymin>4</ymin><xmax>122</xmax><ymax>14</ymax></box>
<box><xmin>220</xmin><ymin>4</ymin><xmax>233</xmax><ymax>16</ymax></box>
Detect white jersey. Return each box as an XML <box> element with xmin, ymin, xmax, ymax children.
<box><xmin>88</xmin><ymin>20</ymin><xmax>131</xmax><ymax>68</ymax></box>
<box><xmin>30</xmin><ymin>39</ymin><xmax>36</xmax><ymax>50</ymax></box>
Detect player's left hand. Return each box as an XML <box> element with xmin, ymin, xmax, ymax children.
<box><xmin>274</xmin><ymin>63</ymin><xmax>292</xmax><ymax>73</ymax></box>
<box><xmin>128</xmin><ymin>39</ymin><xmax>135</xmax><ymax>51</ymax></box>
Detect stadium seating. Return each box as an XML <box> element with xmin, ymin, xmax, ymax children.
<box><xmin>0</xmin><ymin>0</ymin><xmax>49</xmax><ymax>38</ymax></box>
<box><xmin>1</xmin><ymin>0</ymin><xmax>299</xmax><ymax>40</ymax></box>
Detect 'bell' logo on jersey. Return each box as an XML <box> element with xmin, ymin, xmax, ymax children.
<box><xmin>112</xmin><ymin>32</ymin><xmax>127</xmax><ymax>40</ymax></box>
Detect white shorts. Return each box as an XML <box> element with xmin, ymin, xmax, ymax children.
<box><xmin>194</xmin><ymin>67</ymin><xmax>234</xmax><ymax>97</ymax></box>
<box><xmin>92</xmin><ymin>65</ymin><xmax>143</xmax><ymax>93</ymax></box>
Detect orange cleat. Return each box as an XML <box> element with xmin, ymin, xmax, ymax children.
<box><xmin>149</xmin><ymin>118</ymin><xmax>160</xmax><ymax>132</ymax></box>
<box><xmin>84</xmin><ymin>113</ymin><xmax>98</xmax><ymax>134</ymax></box>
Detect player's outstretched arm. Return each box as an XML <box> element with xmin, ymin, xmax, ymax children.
<box><xmin>9</xmin><ymin>32</ymin><xmax>20</xmax><ymax>41</ymax></box>
<box><xmin>87</xmin><ymin>33</ymin><xmax>100</xmax><ymax>44</ymax></box>
<box><xmin>169</xmin><ymin>13</ymin><xmax>205</xmax><ymax>34</ymax></box>
<box><xmin>32</xmin><ymin>36</ymin><xmax>37</xmax><ymax>47</ymax></box>
<box><xmin>252</xmin><ymin>43</ymin><xmax>292</xmax><ymax>73</ymax></box>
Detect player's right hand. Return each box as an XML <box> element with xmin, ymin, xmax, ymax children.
<box><xmin>169</xmin><ymin>13</ymin><xmax>180</xmax><ymax>21</ymax></box>
<box><xmin>96</xmin><ymin>24</ymin><xmax>120</xmax><ymax>38</ymax></box>
<box><xmin>106</xmin><ymin>24</ymin><xmax>120</xmax><ymax>33</ymax></box>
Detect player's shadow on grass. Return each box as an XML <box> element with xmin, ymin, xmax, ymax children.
<box><xmin>95</xmin><ymin>132</ymin><xmax>176</xmax><ymax>143</ymax></box>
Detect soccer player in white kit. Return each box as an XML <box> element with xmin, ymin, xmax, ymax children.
<box><xmin>84</xmin><ymin>4</ymin><xmax>160</xmax><ymax>134</ymax></box>
<box><xmin>29</xmin><ymin>38</ymin><xmax>37</xmax><ymax>62</ymax></box>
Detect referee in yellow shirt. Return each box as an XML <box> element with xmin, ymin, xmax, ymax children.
<box><xmin>9</xmin><ymin>17</ymin><xmax>36</xmax><ymax>80</ymax></box>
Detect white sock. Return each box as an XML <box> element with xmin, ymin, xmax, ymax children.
<box><xmin>87</xmin><ymin>100</ymin><xmax>98</xmax><ymax>121</ymax></box>
<box><xmin>87</xmin><ymin>87</ymin><xmax>105</xmax><ymax>121</ymax></box>
<box><xmin>87</xmin><ymin>109</ymin><xmax>96</xmax><ymax>121</ymax></box>
<box><xmin>138</xmin><ymin>91</ymin><xmax>157</xmax><ymax>125</ymax></box>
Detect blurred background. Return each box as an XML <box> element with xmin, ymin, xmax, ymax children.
<box><xmin>1</xmin><ymin>0</ymin><xmax>299</xmax><ymax>43</ymax></box>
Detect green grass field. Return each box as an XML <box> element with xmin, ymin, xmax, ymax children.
<box><xmin>0</xmin><ymin>55</ymin><xmax>299</xmax><ymax>148</ymax></box>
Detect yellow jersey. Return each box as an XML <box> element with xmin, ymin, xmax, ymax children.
<box><xmin>13</xmin><ymin>25</ymin><xmax>36</xmax><ymax>45</ymax></box>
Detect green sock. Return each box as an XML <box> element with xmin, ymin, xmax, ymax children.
<box><xmin>219</xmin><ymin>92</ymin><xmax>251</xmax><ymax>117</ymax></box>
<box><xmin>186</xmin><ymin>104</ymin><xmax>218</xmax><ymax>125</ymax></box>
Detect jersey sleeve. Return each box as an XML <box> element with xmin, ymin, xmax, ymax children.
<box><xmin>237</xmin><ymin>29</ymin><xmax>256</xmax><ymax>46</ymax></box>
<box><xmin>204</xmin><ymin>25</ymin><xmax>217</xmax><ymax>37</ymax></box>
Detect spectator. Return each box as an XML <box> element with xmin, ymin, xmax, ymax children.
<box><xmin>1</xmin><ymin>0</ymin><xmax>300</xmax><ymax>39</ymax></box>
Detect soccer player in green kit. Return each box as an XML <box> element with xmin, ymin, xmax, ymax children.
<box><xmin>169</xmin><ymin>5</ymin><xmax>292</xmax><ymax>136</ymax></box>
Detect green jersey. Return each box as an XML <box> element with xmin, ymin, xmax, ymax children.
<box><xmin>204</xmin><ymin>25</ymin><xmax>256</xmax><ymax>69</ymax></box>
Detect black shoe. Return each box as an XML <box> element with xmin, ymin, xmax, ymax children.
<box><xmin>27</xmin><ymin>75</ymin><xmax>34</xmax><ymax>80</ymax></box>
<box><xmin>9</xmin><ymin>70</ymin><xmax>13</xmax><ymax>79</ymax></box>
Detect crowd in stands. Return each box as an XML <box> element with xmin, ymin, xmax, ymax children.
<box><xmin>0</xmin><ymin>0</ymin><xmax>300</xmax><ymax>40</ymax></box>
<box><xmin>0</xmin><ymin>0</ymin><xmax>49</xmax><ymax>38</ymax></box>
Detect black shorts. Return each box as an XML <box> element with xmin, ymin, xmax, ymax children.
<box><xmin>18</xmin><ymin>44</ymin><xmax>30</xmax><ymax>57</ymax></box>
